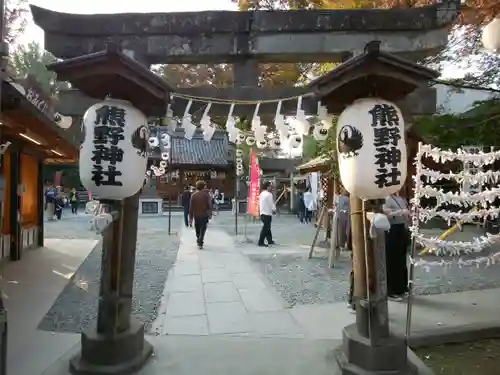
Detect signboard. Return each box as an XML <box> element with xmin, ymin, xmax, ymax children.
<box><xmin>247</xmin><ymin>152</ymin><xmax>260</xmax><ymax>217</ymax></box>
<box><xmin>21</xmin><ymin>74</ymin><xmax>55</xmax><ymax>118</ymax></box>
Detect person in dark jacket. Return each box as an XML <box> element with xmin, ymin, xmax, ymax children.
<box><xmin>181</xmin><ymin>186</ymin><xmax>193</xmax><ymax>227</ymax></box>
<box><xmin>189</xmin><ymin>181</ymin><xmax>212</xmax><ymax>249</ymax></box>
<box><xmin>297</xmin><ymin>191</ymin><xmax>306</xmax><ymax>223</ymax></box>
<box><xmin>54</xmin><ymin>193</ymin><xmax>65</xmax><ymax>220</ymax></box>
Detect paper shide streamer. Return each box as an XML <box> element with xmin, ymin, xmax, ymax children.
<box><xmin>411</xmin><ymin>143</ymin><xmax>500</xmax><ymax>269</ymax></box>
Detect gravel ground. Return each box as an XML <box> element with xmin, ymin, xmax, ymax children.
<box><xmin>215</xmin><ymin>212</ymin><xmax>320</xmax><ymax>248</ymax></box>
<box><xmin>248</xmin><ymin>249</ymin><xmax>500</xmax><ymax>307</ymax></box>
<box><xmin>38</xmin><ymin>215</ymin><xmax>182</xmax><ymax>333</ymax></box>
<box><xmin>221</xmin><ymin>213</ymin><xmax>500</xmax><ymax>307</ymax></box>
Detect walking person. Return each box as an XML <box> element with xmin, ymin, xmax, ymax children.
<box><xmin>44</xmin><ymin>182</ymin><xmax>57</xmax><ymax>220</ymax></box>
<box><xmin>181</xmin><ymin>186</ymin><xmax>192</xmax><ymax>227</ymax></box>
<box><xmin>189</xmin><ymin>180</ymin><xmax>212</xmax><ymax>249</ymax></box>
<box><xmin>297</xmin><ymin>191</ymin><xmax>306</xmax><ymax>223</ymax></box>
<box><xmin>303</xmin><ymin>188</ymin><xmax>314</xmax><ymax>223</ymax></box>
<box><xmin>69</xmin><ymin>188</ymin><xmax>79</xmax><ymax>214</ymax></box>
<box><xmin>258</xmin><ymin>181</ymin><xmax>276</xmax><ymax>247</ymax></box>
<box><xmin>54</xmin><ymin>193</ymin><xmax>65</xmax><ymax>220</ymax></box>
<box><xmin>335</xmin><ymin>188</ymin><xmax>351</xmax><ymax>250</ymax></box>
<box><xmin>383</xmin><ymin>192</ymin><xmax>411</xmax><ymax>301</ymax></box>
<box><xmin>214</xmin><ymin>188</ymin><xmax>222</xmax><ymax>214</ymax></box>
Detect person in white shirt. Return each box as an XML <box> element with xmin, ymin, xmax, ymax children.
<box><xmin>258</xmin><ymin>181</ymin><xmax>276</xmax><ymax>247</ymax></box>
<box><xmin>302</xmin><ymin>188</ymin><xmax>315</xmax><ymax>223</ymax></box>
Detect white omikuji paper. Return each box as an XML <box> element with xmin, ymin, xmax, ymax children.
<box><xmin>80</xmin><ymin>98</ymin><xmax>148</xmax><ymax>200</ymax></box>
<box><xmin>336</xmin><ymin>97</ymin><xmax>406</xmax><ymax>200</ymax></box>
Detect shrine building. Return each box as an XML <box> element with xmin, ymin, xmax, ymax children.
<box><xmin>0</xmin><ymin>75</ymin><xmax>78</xmax><ymax>261</ymax></box>
<box><xmin>146</xmin><ymin>126</ymin><xmax>235</xmax><ymax>206</ymax></box>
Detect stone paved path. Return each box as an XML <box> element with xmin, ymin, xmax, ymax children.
<box><xmin>151</xmin><ymin>224</ymin><xmax>305</xmax><ymax>337</ymax></box>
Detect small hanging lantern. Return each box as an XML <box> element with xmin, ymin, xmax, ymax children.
<box><xmin>148</xmin><ymin>136</ymin><xmax>159</xmax><ymax>148</ymax></box>
<box><xmin>289</xmin><ymin>134</ymin><xmax>302</xmax><ymax>148</ymax></box>
<box><xmin>246</xmin><ymin>136</ymin><xmax>256</xmax><ymax>146</ymax></box>
<box><xmin>235</xmin><ymin>147</ymin><xmax>244</xmax><ymax>176</ymax></box>
<box><xmin>269</xmin><ymin>138</ymin><xmax>281</xmax><ymax>150</ymax></box>
<box><xmin>313</xmin><ymin>124</ymin><xmax>329</xmax><ymax>141</ymax></box>
<box><xmin>160</xmin><ymin>133</ymin><xmax>170</xmax><ymax>147</ymax></box>
<box><xmin>80</xmin><ymin>98</ymin><xmax>148</xmax><ymax>199</ymax></box>
<box><xmin>256</xmin><ymin>139</ymin><xmax>268</xmax><ymax>149</ymax></box>
<box><xmin>236</xmin><ymin>132</ymin><xmax>246</xmax><ymax>145</ymax></box>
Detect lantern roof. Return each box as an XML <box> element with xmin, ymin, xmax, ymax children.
<box><xmin>308</xmin><ymin>41</ymin><xmax>440</xmax><ymax>114</ymax></box>
<box><xmin>46</xmin><ymin>42</ymin><xmax>173</xmax><ymax>117</ymax></box>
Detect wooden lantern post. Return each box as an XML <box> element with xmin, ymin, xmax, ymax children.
<box><xmin>48</xmin><ymin>43</ymin><xmax>172</xmax><ymax>375</ymax></box>
<box><xmin>308</xmin><ymin>41</ymin><xmax>439</xmax><ymax>375</ymax></box>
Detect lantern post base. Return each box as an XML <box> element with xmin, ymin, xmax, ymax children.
<box><xmin>69</xmin><ymin>318</ymin><xmax>153</xmax><ymax>375</ymax></box>
<box><xmin>333</xmin><ymin>324</ymin><xmax>433</xmax><ymax>375</ymax></box>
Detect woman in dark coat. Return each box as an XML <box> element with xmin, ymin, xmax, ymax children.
<box><xmin>383</xmin><ymin>192</ymin><xmax>411</xmax><ymax>301</ymax></box>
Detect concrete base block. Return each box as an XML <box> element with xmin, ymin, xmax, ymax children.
<box><xmin>69</xmin><ymin>318</ymin><xmax>153</xmax><ymax>375</ymax></box>
<box><xmin>333</xmin><ymin>324</ymin><xmax>434</xmax><ymax>375</ymax></box>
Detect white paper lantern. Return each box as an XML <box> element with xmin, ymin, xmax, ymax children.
<box><xmin>270</xmin><ymin>138</ymin><xmax>282</xmax><ymax>150</ymax></box>
<box><xmin>160</xmin><ymin>133</ymin><xmax>170</xmax><ymax>147</ymax></box>
<box><xmin>336</xmin><ymin>98</ymin><xmax>406</xmax><ymax>200</ymax></box>
<box><xmin>236</xmin><ymin>132</ymin><xmax>246</xmax><ymax>145</ymax></box>
<box><xmin>80</xmin><ymin>99</ymin><xmax>148</xmax><ymax>199</ymax></box>
<box><xmin>482</xmin><ymin>17</ymin><xmax>500</xmax><ymax>52</ymax></box>
<box><xmin>256</xmin><ymin>139</ymin><xmax>268</xmax><ymax>149</ymax></box>
<box><xmin>246</xmin><ymin>136</ymin><xmax>256</xmax><ymax>146</ymax></box>
<box><xmin>161</xmin><ymin>152</ymin><xmax>169</xmax><ymax>161</ymax></box>
<box><xmin>85</xmin><ymin>200</ymin><xmax>99</xmax><ymax>215</ymax></box>
<box><xmin>148</xmin><ymin>136</ymin><xmax>159</xmax><ymax>148</ymax></box>
<box><xmin>313</xmin><ymin>125</ymin><xmax>329</xmax><ymax>141</ymax></box>
<box><xmin>160</xmin><ymin>160</ymin><xmax>167</xmax><ymax>168</ymax></box>
<box><xmin>289</xmin><ymin>134</ymin><xmax>302</xmax><ymax>148</ymax></box>
<box><xmin>236</xmin><ymin>149</ymin><xmax>243</xmax><ymax>157</ymax></box>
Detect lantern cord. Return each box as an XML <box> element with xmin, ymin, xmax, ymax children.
<box><xmin>171</xmin><ymin>92</ymin><xmax>315</xmax><ymax>105</ymax></box>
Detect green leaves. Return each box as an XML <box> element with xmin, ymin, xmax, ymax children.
<box><xmin>10</xmin><ymin>41</ymin><xmax>70</xmax><ymax>94</ymax></box>
<box><xmin>414</xmin><ymin>98</ymin><xmax>500</xmax><ymax>149</ymax></box>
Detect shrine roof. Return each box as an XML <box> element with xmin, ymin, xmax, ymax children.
<box><xmin>296</xmin><ymin>153</ymin><xmax>334</xmax><ymax>173</ymax></box>
<box><xmin>258</xmin><ymin>157</ymin><xmax>301</xmax><ymax>173</ymax></box>
<box><xmin>150</xmin><ymin>128</ymin><xmax>231</xmax><ymax>167</ymax></box>
<box><xmin>1</xmin><ymin>78</ymin><xmax>79</xmax><ymax>161</ymax></box>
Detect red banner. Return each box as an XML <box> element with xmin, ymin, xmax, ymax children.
<box><xmin>247</xmin><ymin>152</ymin><xmax>260</xmax><ymax>217</ymax></box>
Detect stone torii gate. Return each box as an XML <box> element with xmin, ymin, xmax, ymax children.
<box><xmin>31</xmin><ymin>1</ymin><xmax>460</xmax><ymax>120</ymax></box>
<box><xmin>32</xmin><ymin>2</ymin><xmax>461</xmax><ymax>375</ymax></box>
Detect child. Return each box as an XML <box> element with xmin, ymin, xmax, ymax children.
<box><xmin>54</xmin><ymin>194</ymin><xmax>64</xmax><ymax>220</ymax></box>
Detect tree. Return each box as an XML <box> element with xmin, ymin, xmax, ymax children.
<box><xmin>10</xmin><ymin>41</ymin><xmax>69</xmax><ymax>94</ymax></box>
<box><xmin>234</xmin><ymin>0</ymin><xmax>500</xmax><ymax>88</ymax></box>
<box><xmin>5</xmin><ymin>0</ymin><xmax>28</xmax><ymax>44</ymax></box>
<box><xmin>153</xmin><ymin>64</ymin><xmax>233</xmax><ymax>87</ymax></box>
